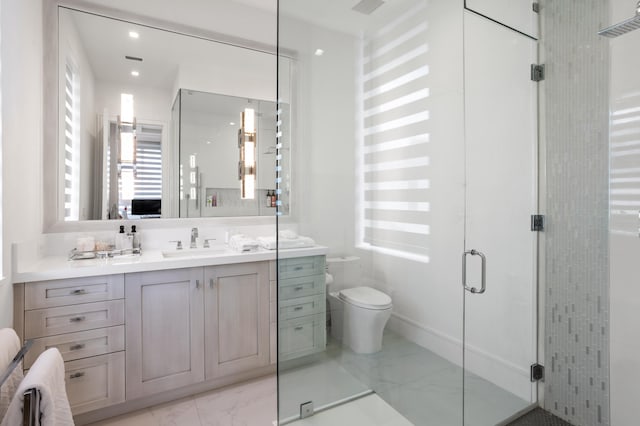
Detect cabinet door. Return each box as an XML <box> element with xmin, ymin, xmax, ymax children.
<box><xmin>205</xmin><ymin>262</ymin><xmax>269</xmax><ymax>379</ymax></box>
<box><xmin>125</xmin><ymin>268</ymin><xmax>204</xmax><ymax>398</ymax></box>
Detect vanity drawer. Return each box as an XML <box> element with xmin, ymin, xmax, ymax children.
<box><xmin>24</xmin><ymin>300</ymin><xmax>125</xmax><ymax>339</ymax></box>
<box><xmin>279</xmin><ymin>274</ymin><xmax>325</xmax><ymax>300</ymax></box>
<box><xmin>279</xmin><ymin>314</ymin><xmax>325</xmax><ymax>361</ymax></box>
<box><xmin>65</xmin><ymin>352</ymin><xmax>125</xmax><ymax>415</ymax></box>
<box><xmin>278</xmin><ymin>256</ymin><xmax>325</xmax><ymax>280</ymax></box>
<box><xmin>25</xmin><ymin>274</ymin><xmax>124</xmax><ymax>310</ymax></box>
<box><xmin>24</xmin><ymin>326</ymin><xmax>125</xmax><ymax>368</ymax></box>
<box><xmin>279</xmin><ymin>294</ymin><xmax>325</xmax><ymax>321</ymax></box>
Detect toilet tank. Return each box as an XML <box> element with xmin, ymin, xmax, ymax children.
<box><xmin>326</xmin><ymin>256</ymin><xmax>361</xmax><ymax>292</ymax></box>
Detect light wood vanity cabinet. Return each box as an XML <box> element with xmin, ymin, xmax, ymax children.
<box><xmin>125</xmin><ymin>261</ymin><xmax>270</xmax><ymax>399</ymax></box>
<box><xmin>14</xmin><ymin>275</ymin><xmax>126</xmax><ymax>415</ymax></box>
<box><xmin>278</xmin><ymin>256</ymin><xmax>327</xmax><ymax>361</ymax></box>
<box><xmin>14</xmin><ymin>254</ymin><xmax>323</xmax><ymax>420</ymax></box>
<box><xmin>204</xmin><ymin>262</ymin><xmax>270</xmax><ymax>379</ymax></box>
<box><xmin>125</xmin><ymin>268</ymin><xmax>205</xmax><ymax>399</ymax></box>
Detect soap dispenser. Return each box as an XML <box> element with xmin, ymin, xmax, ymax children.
<box><xmin>131</xmin><ymin>225</ymin><xmax>140</xmax><ymax>252</ymax></box>
<box><xmin>115</xmin><ymin>225</ymin><xmax>126</xmax><ymax>250</ymax></box>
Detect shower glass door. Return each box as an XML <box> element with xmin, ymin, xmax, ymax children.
<box><xmin>461</xmin><ymin>7</ymin><xmax>538</xmax><ymax>425</ymax></box>
<box><xmin>277</xmin><ymin>0</ymin><xmax>537</xmax><ymax>425</ymax></box>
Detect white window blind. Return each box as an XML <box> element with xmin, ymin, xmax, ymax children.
<box><xmin>610</xmin><ymin>100</ymin><xmax>640</xmax><ymax>234</ymax></box>
<box><xmin>114</xmin><ymin>125</ymin><xmax>162</xmax><ymax>214</ymax></box>
<box><xmin>357</xmin><ymin>4</ymin><xmax>431</xmax><ymax>262</ymax></box>
<box><xmin>63</xmin><ymin>61</ymin><xmax>79</xmax><ymax>221</ymax></box>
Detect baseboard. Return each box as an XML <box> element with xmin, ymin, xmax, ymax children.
<box><xmin>388</xmin><ymin>312</ymin><xmax>534</xmax><ymax>401</ymax></box>
<box><xmin>388</xmin><ymin>312</ymin><xmax>463</xmax><ymax>365</ymax></box>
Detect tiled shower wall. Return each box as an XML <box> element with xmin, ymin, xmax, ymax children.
<box><xmin>540</xmin><ymin>1</ymin><xmax>610</xmax><ymax>425</ymax></box>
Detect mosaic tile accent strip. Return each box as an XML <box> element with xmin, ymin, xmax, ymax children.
<box><xmin>540</xmin><ymin>1</ymin><xmax>610</xmax><ymax>425</ymax></box>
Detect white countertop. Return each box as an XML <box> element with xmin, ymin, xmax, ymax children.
<box><xmin>14</xmin><ymin>245</ymin><xmax>329</xmax><ymax>283</ymax></box>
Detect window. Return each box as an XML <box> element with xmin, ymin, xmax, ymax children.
<box><xmin>109</xmin><ymin>124</ymin><xmax>162</xmax><ymax>217</ymax></box>
<box><xmin>63</xmin><ymin>60</ymin><xmax>80</xmax><ymax>221</ymax></box>
<box><xmin>356</xmin><ymin>4</ymin><xmax>430</xmax><ymax>263</ymax></box>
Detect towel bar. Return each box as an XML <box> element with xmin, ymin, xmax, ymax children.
<box><xmin>0</xmin><ymin>339</ymin><xmax>42</xmax><ymax>426</ymax></box>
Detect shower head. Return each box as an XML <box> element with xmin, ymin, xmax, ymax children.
<box><xmin>599</xmin><ymin>1</ymin><xmax>640</xmax><ymax>38</ymax></box>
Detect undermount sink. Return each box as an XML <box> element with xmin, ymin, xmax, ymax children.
<box><xmin>161</xmin><ymin>247</ymin><xmax>228</xmax><ymax>259</ymax></box>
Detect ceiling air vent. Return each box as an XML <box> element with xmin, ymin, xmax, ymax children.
<box><xmin>352</xmin><ymin>0</ymin><xmax>385</xmax><ymax>15</ymax></box>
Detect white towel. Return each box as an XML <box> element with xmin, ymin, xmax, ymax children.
<box><xmin>228</xmin><ymin>234</ymin><xmax>260</xmax><ymax>253</ymax></box>
<box><xmin>1</xmin><ymin>348</ymin><xmax>74</xmax><ymax>426</ymax></box>
<box><xmin>257</xmin><ymin>235</ymin><xmax>315</xmax><ymax>250</ymax></box>
<box><xmin>0</xmin><ymin>328</ymin><xmax>23</xmax><ymax>421</ymax></box>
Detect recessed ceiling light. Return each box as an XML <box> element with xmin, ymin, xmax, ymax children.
<box><xmin>131</xmin><ymin>70</ymin><xmax>139</xmax><ymax>77</ymax></box>
<box><xmin>206</xmin><ymin>141</ymin><xmax>212</xmax><ymax>145</ymax></box>
<box><xmin>129</xmin><ymin>31</ymin><xmax>139</xmax><ymax>39</ymax></box>
<box><xmin>314</xmin><ymin>49</ymin><xmax>324</xmax><ymax>56</ymax></box>
<box><xmin>229</xmin><ymin>122</ymin><xmax>236</xmax><ymax>126</ymax></box>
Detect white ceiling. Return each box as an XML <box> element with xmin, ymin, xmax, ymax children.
<box><xmin>64</xmin><ymin>0</ymin><xmax>412</xmax><ymax>97</ymax></box>
<box><xmin>65</xmin><ymin>6</ymin><xmax>277</xmax><ymax>94</ymax></box>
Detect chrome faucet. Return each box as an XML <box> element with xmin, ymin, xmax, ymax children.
<box><xmin>190</xmin><ymin>227</ymin><xmax>198</xmax><ymax>249</ymax></box>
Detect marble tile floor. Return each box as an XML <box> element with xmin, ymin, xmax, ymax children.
<box><xmin>278</xmin><ymin>358</ymin><xmax>370</xmax><ymax>420</ymax></box>
<box><xmin>281</xmin><ymin>330</ymin><xmax>532</xmax><ymax>426</ymax></box>
<box><xmin>88</xmin><ymin>375</ymin><xmax>277</xmax><ymax>426</ymax></box>
<box><xmin>89</xmin><ymin>330</ymin><xmax>531</xmax><ymax>426</ymax></box>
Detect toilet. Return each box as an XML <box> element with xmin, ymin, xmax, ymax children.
<box><xmin>326</xmin><ymin>257</ymin><xmax>392</xmax><ymax>354</ymax></box>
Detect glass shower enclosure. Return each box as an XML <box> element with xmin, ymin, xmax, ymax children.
<box><xmin>276</xmin><ymin>0</ymin><xmax>538</xmax><ymax>425</ymax></box>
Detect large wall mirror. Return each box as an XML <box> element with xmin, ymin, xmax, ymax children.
<box><xmin>53</xmin><ymin>6</ymin><xmax>290</xmax><ymax>223</ymax></box>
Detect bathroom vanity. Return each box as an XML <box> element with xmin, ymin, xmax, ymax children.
<box><xmin>12</xmin><ymin>247</ymin><xmax>327</xmax><ymax>424</ymax></box>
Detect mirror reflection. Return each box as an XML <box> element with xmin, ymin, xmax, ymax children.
<box><xmin>174</xmin><ymin>90</ymin><xmax>289</xmax><ymax>218</ymax></box>
<box><xmin>57</xmin><ymin>7</ymin><xmax>289</xmax><ymax>221</ymax></box>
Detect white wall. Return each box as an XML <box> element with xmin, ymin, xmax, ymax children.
<box><xmin>279</xmin><ymin>16</ymin><xmax>359</xmax><ymax>256</ymax></box>
<box><xmin>1</xmin><ymin>0</ymin><xmax>44</xmax><ymax>327</ymax></box>
<box><xmin>609</xmin><ymin>1</ymin><xmax>640</xmax><ymax>424</ymax></box>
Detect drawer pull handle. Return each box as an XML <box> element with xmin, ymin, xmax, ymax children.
<box><xmin>294</xmin><ymin>266</ymin><xmax>303</xmax><ymax>271</ymax></box>
<box><xmin>70</xmin><ymin>289</ymin><xmax>87</xmax><ymax>295</ymax></box>
<box><xmin>294</xmin><ymin>286</ymin><xmax>304</xmax><ymax>291</ymax></box>
<box><xmin>196</xmin><ymin>280</ymin><xmax>200</xmax><ymax>289</ymax></box>
<box><xmin>69</xmin><ymin>316</ymin><xmax>86</xmax><ymax>323</ymax></box>
<box><xmin>69</xmin><ymin>343</ymin><xmax>85</xmax><ymax>351</ymax></box>
<box><xmin>294</xmin><ymin>326</ymin><xmax>304</xmax><ymax>331</ymax></box>
<box><xmin>69</xmin><ymin>372</ymin><xmax>85</xmax><ymax>379</ymax></box>
<box><xmin>210</xmin><ymin>278</ymin><xmax>215</xmax><ymax>289</ymax></box>
<box><xmin>294</xmin><ymin>307</ymin><xmax>304</xmax><ymax>311</ymax></box>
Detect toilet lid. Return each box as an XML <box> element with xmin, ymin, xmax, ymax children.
<box><xmin>339</xmin><ymin>287</ymin><xmax>392</xmax><ymax>310</ymax></box>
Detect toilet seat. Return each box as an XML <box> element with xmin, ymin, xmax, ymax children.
<box><xmin>338</xmin><ymin>286</ymin><xmax>392</xmax><ymax>310</ymax></box>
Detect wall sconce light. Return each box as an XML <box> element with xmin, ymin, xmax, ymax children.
<box><xmin>238</xmin><ymin>108</ymin><xmax>256</xmax><ymax>199</ymax></box>
<box><xmin>118</xmin><ymin>93</ymin><xmax>136</xmax><ymax>202</ymax></box>
<box><xmin>118</xmin><ymin>93</ymin><xmax>136</xmax><ymax>164</ymax></box>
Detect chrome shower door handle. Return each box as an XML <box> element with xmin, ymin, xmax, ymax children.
<box><xmin>462</xmin><ymin>249</ymin><xmax>486</xmax><ymax>294</ymax></box>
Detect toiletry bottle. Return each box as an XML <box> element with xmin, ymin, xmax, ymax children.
<box><xmin>123</xmin><ymin>206</ymin><xmax>128</xmax><ymax>219</ymax></box>
<box><xmin>271</xmin><ymin>190</ymin><xmax>277</xmax><ymax>207</ymax></box>
<box><xmin>131</xmin><ymin>225</ymin><xmax>140</xmax><ymax>251</ymax></box>
<box><xmin>266</xmin><ymin>190</ymin><xmax>272</xmax><ymax>207</ymax></box>
<box><xmin>116</xmin><ymin>225</ymin><xmax>125</xmax><ymax>250</ymax></box>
